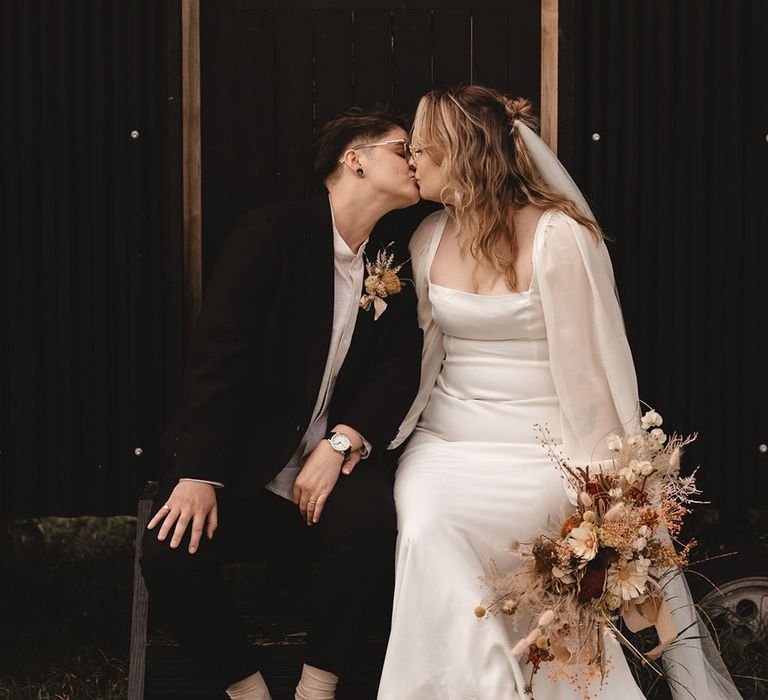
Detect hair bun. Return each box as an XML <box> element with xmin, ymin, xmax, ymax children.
<box><xmin>502</xmin><ymin>96</ymin><xmax>537</xmax><ymax>131</ymax></box>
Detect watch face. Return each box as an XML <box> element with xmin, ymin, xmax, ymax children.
<box><xmin>330</xmin><ymin>433</ymin><xmax>351</xmax><ymax>452</ymax></box>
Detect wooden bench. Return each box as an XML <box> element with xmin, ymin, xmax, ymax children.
<box><xmin>128</xmin><ymin>482</ymin><xmax>386</xmax><ymax>700</ymax></box>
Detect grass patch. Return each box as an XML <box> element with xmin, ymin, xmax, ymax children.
<box><xmin>0</xmin><ymin>516</ymin><xmax>135</xmax><ymax>699</ymax></box>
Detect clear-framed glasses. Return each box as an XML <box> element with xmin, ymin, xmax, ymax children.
<box><xmin>407</xmin><ymin>144</ymin><xmax>423</xmax><ymax>161</ymax></box>
<box><xmin>338</xmin><ymin>138</ymin><xmax>410</xmax><ymax>163</ymax></box>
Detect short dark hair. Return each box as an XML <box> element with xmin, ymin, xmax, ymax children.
<box><xmin>313</xmin><ymin>107</ymin><xmax>410</xmax><ymax>183</ymax></box>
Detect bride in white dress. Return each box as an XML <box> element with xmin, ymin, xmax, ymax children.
<box><xmin>377</xmin><ymin>86</ymin><xmax>741</xmax><ymax>700</ymax></box>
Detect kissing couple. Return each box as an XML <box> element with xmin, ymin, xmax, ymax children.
<box><xmin>141</xmin><ymin>85</ymin><xmax>742</xmax><ymax>700</ymax></box>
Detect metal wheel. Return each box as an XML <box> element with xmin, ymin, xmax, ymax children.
<box><xmin>698</xmin><ymin>576</ymin><xmax>768</xmax><ymax>699</ymax></box>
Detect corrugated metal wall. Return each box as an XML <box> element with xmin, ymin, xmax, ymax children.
<box><xmin>560</xmin><ymin>0</ymin><xmax>768</xmax><ymax>508</ymax></box>
<box><xmin>1</xmin><ymin>0</ymin><xmax>183</xmax><ymax>517</ymax></box>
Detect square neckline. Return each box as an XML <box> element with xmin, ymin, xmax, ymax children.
<box><xmin>427</xmin><ymin>208</ymin><xmax>554</xmax><ymax>298</ymax></box>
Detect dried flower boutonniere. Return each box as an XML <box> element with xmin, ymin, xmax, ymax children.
<box><xmin>360</xmin><ymin>243</ymin><xmax>407</xmax><ymax>320</ymax></box>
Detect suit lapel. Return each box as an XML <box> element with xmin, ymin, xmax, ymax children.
<box><xmin>305</xmin><ymin>196</ymin><xmax>335</xmax><ymax>406</ymax></box>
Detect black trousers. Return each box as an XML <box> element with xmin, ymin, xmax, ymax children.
<box><xmin>140</xmin><ymin>460</ymin><xmax>397</xmax><ymax>692</ymax></box>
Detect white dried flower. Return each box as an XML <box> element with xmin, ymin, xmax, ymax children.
<box><xmin>538</xmin><ymin>610</ymin><xmax>555</xmax><ymax>627</ymax></box>
<box><xmin>511</xmin><ymin>638</ymin><xmax>529</xmax><ymax>656</ymax></box>
<box><xmin>650</xmin><ymin>428</ymin><xmax>667</xmax><ymax>445</ymax></box>
<box><xmin>632</xmin><ymin>536</ymin><xmax>647</xmax><ymax>550</ymax></box>
<box><xmin>582</xmin><ymin>510</ymin><xmax>596</xmax><ymax>523</ymax></box>
<box><xmin>579</xmin><ymin>491</ymin><xmax>593</xmax><ymax>507</ymax></box>
<box><xmin>501</xmin><ymin>599</ymin><xmax>518</xmax><ymax>615</ymax></box>
<box><xmin>568</xmin><ymin>523</ymin><xmax>598</xmax><ymax>561</ymax></box>
<box><xmin>525</xmin><ymin>627</ymin><xmax>543</xmax><ymax>645</ymax></box>
<box><xmin>609</xmin><ymin>487</ymin><xmax>623</xmax><ymax>499</ymax></box>
<box><xmin>604</xmin><ymin>503</ymin><xmax>625</xmax><ymax>521</ymax></box>
<box><xmin>637</xmin><ymin>460</ymin><xmax>654</xmax><ymax>476</ymax></box>
<box><xmin>619</xmin><ymin>463</ymin><xmax>638</xmax><ymax>482</ymax></box>
<box><xmin>641</xmin><ymin>410</ymin><xmax>663</xmax><ymax>429</ymax></box>
<box><xmin>607</xmin><ymin>434</ymin><xmax>623</xmax><ymax>452</ymax></box>
<box><xmin>606</xmin><ymin>560</ymin><xmax>650</xmax><ymax>601</ymax></box>
<box><xmin>626</xmin><ymin>434</ymin><xmax>643</xmax><ymax>447</ymax></box>
<box><xmin>552</xmin><ymin>566</ymin><xmax>575</xmax><ymax>584</ymax></box>
<box><xmin>679</xmin><ymin>475</ymin><xmax>696</xmax><ymax>489</ymax></box>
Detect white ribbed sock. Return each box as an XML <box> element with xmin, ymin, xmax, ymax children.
<box><xmin>294</xmin><ymin>663</ymin><xmax>338</xmax><ymax>700</ymax></box>
<box><xmin>226</xmin><ymin>671</ymin><xmax>272</xmax><ymax>700</ymax></box>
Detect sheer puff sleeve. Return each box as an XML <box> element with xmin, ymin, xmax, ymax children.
<box><xmin>389</xmin><ymin>210</ymin><xmax>448</xmax><ymax>449</ymax></box>
<box><xmin>535</xmin><ymin>211</ymin><xmax>641</xmax><ymax>471</ymax></box>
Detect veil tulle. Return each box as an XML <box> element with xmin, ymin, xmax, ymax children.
<box><xmin>516</xmin><ymin>119</ymin><xmax>742</xmax><ymax>700</ymax></box>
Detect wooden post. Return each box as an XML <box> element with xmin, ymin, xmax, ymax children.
<box><xmin>182</xmin><ymin>0</ymin><xmax>202</xmax><ymax>335</ymax></box>
<box><xmin>541</xmin><ymin>0</ymin><xmax>558</xmax><ymax>154</ymax></box>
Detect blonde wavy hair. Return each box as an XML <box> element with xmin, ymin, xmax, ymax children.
<box><xmin>412</xmin><ymin>84</ymin><xmax>602</xmax><ymax>290</ymax></box>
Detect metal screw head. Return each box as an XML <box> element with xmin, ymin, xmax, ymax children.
<box><xmin>591</xmin><ymin>132</ymin><xmax>601</xmax><ymax>142</ymax></box>
<box><xmin>131</xmin><ymin>130</ymin><xmax>140</xmax><ymax>139</ymax></box>
<box><xmin>134</xmin><ymin>447</ymin><xmax>143</xmax><ymax>456</ymax></box>
<box><xmin>759</xmin><ymin>444</ymin><xmax>767</xmax><ymax>454</ymax></box>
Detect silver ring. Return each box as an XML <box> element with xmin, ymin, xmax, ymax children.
<box><xmin>307</xmin><ymin>499</ymin><xmax>317</xmax><ymax>505</ymax></box>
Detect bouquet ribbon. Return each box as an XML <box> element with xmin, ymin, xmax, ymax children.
<box><xmin>360</xmin><ymin>294</ymin><xmax>388</xmax><ymax>320</ymax></box>
<box><xmin>621</xmin><ymin>596</ymin><xmax>677</xmax><ymax>660</ymax></box>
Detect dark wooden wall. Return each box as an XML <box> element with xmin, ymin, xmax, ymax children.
<box><xmin>559</xmin><ymin>0</ymin><xmax>768</xmax><ymax>508</ymax></box>
<box><xmin>200</xmin><ymin>0</ymin><xmax>541</xmax><ymax>281</ymax></box>
<box><xmin>4</xmin><ymin>0</ymin><xmax>765</xmax><ymax>515</ymax></box>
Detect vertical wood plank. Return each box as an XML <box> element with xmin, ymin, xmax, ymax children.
<box><xmin>507</xmin><ymin>0</ymin><xmax>540</xmax><ymax>110</ymax></box>
<box><xmin>182</xmin><ymin>0</ymin><xmax>202</xmax><ymax>334</ymax></box>
<box><xmin>353</xmin><ymin>10</ymin><xmax>393</xmax><ymax>108</ymax></box>
<box><xmin>541</xmin><ymin>0</ymin><xmax>558</xmax><ymax>152</ymax></box>
<box><xmin>556</xmin><ymin>0</ymin><xmax>577</xmax><ymax>170</ymax></box>
<box><xmin>314</xmin><ymin>10</ymin><xmax>354</xmax><ymax>126</ymax></box>
<box><xmin>274</xmin><ymin>10</ymin><xmax>314</xmax><ymax>199</ymax></box>
<box><xmin>232</xmin><ymin>11</ymin><xmax>276</xmax><ymax>215</ymax></box>
<box><xmin>200</xmin><ymin>2</ymin><xmax>236</xmax><ymax>282</ymax></box>
<box><xmin>471</xmin><ymin>8</ymin><xmax>508</xmax><ymax>92</ymax></box>
<box><xmin>432</xmin><ymin>9</ymin><xmax>470</xmax><ymax>88</ymax></box>
<box><xmin>392</xmin><ymin>10</ymin><xmax>432</xmax><ymax>115</ymax></box>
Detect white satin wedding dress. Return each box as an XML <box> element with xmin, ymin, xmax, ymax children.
<box><xmin>377</xmin><ymin>208</ymin><xmax>647</xmax><ymax>699</ymax></box>
<box><xmin>378</xmin><ymin>199</ymin><xmax>741</xmax><ymax>699</ymax></box>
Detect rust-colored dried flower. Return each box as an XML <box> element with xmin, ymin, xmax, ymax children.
<box><xmin>577</xmin><ymin>564</ymin><xmax>607</xmax><ymax>603</ymax></box>
<box><xmin>526</xmin><ymin>642</ymin><xmax>554</xmax><ymax>675</ymax></box>
<box><xmin>639</xmin><ymin>508</ymin><xmax>659</xmax><ymax>530</ymax></box>
<box><xmin>586</xmin><ymin>481</ymin><xmax>611</xmax><ymax>504</ymax></box>
<box><xmin>560</xmin><ymin>513</ymin><xmax>582</xmax><ymax>538</ymax></box>
<box><xmin>381</xmin><ymin>269</ymin><xmax>402</xmax><ymax>295</ymax></box>
<box><xmin>624</xmin><ymin>486</ymin><xmax>649</xmax><ymax>505</ymax></box>
<box><xmin>533</xmin><ymin>540</ymin><xmax>557</xmax><ymax>574</ymax></box>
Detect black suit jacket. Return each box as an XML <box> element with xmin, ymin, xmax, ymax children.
<box><xmin>163</xmin><ymin>196</ymin><xmax>423</xmax><ymax>497</ymax></box>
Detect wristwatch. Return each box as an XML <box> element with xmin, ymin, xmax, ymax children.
<box><xmin>325</xmin><ymin>431</ymin><xmax>352</xmax><ymax>460</ymax></box>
